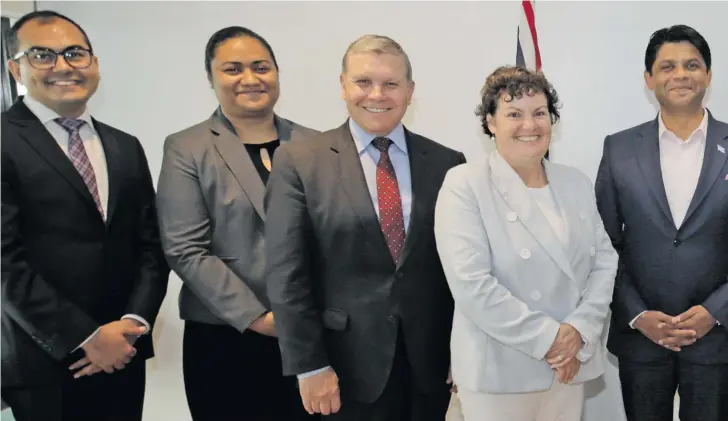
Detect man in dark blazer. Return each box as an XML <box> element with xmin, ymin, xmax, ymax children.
<box><xmin>1</xmin><ymin>11</ymin><xmax>168</xmax><ymax>421</ymax></box>
<box><xmin>596</xmin><ymin>25</ymin><xmax>727</xmax><ymax>421</ymax></box>
<box><xmin>265</xmin><ymin>35</ymin><xmax>466</xmax><ymax>420</ymax></box>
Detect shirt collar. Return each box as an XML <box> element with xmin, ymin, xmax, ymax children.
<box><xmin>658</xmin><ymin>107</ymin><xmax>709</xmax><ymax>142</ymax></box>
<box><xmin>348</xmin><ymin>118</ymin><xmax>408</xmax><ymax>155</ymax></box>
<box><xmin>23</xmin><ymin>95</ymin><xmax>96</xmax><ymax>133</ymax></box>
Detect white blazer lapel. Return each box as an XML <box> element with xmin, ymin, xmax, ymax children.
<box><xmin>489</xmin><ymin>151</ymin><xmax>577</xmax><ymax>282</ymax></box>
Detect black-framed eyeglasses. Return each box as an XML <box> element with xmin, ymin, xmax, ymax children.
<box><xmin>13</xmin><ymin>47</ymin><xmax>94</xmax><ymax>70</ymax></box>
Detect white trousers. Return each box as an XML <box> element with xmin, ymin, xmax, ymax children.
<box><xmin>458</xmin><ymin>379</ymin><xmax>584</xmax><ymax>421</ymax></box>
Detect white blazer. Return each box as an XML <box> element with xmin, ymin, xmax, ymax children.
<box><xmin>434</xmin><ymin>150</ymin><xmax>618</xmax><ymax>394</ymax></box>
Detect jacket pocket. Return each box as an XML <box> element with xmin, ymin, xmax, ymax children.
<box><xmin>322</xmin><ymin>308</ymin><xmax>348</xmax><ymax>331</ymax></box>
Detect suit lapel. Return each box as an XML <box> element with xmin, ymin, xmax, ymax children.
<box><xmin>328</xmin><ymin>123</ymin><xmax>393</xmax><ymax>266</ymax></box>
<box><xmin>682</xmin><ymin>113</ymin><xmax>728</xmax><ymax>226</ymax></box>
<box><xmin>6</xmin><ymin>101</ymin><xmax>100</xmax><ymax>214</ymax></box>
<box><xmin>544</xmin><ymin>162</ymin><xmax>583</xmax><ymax>282</ymax></box>
<box><xmin>209</xmin><ymin>116</ymin><xmax>266</xmax><ymax>220</ymax></box>
<box><xmin>635</xmin><ymin>118</ymin><xmax>676</xmax><ymax>227</ymax></box>
<box><xmin>397</xmin><ymin>130</ymin><xmax>427</xmax><ymax>268</ymax></box>
<box><xmin>490</xmin><ymin>152</ymin><xmax>577</xmax><ymax>282</ymax></box>
<box><xmin>94</xmin><ymin>119</ymin><xmax>120</xmax><ymax>225</ymax></box>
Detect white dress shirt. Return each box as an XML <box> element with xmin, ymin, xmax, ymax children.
<box><xmin>22</xmin><ymin>95</ymin><xmax>150</xmax><ymax>347</ymax></box>
<box><xmin>629</xmin><ymin>109</ymin><xmax>708</xmax><ymax>329</ymax></box>
<box><xmin>659</xmin><ymin>110</ymin><xmax>708</xmax><ymax>228</ymax></box>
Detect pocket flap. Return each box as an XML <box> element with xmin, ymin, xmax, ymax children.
<box><xmin>322</xmin><ymin>308</ymin><xmax>348</xmax><ymax>331</ymax></box>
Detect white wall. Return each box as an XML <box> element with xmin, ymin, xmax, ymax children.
<box><xmin>1</xmin><ymin>0</ymin><xmax>35</xmax><ymax>19</ymax></box>
<box><xmin>32</xmin><ymin>2</ymin><xmax>728</xmax><ymax>421</ymax></box>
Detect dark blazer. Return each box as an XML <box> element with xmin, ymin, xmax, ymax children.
<box><xmin>1</xmin><ymin>98</ymin><xmax>169</xmax><ymax>386</ymax></box>
<box><xmin>596</xmin><ymin>111</ymin><xmax>728</xmax><ymax>364</ymax></box>
<box><xmin>157</xmin><ymin>112</ymin><xmax>318</xmax><ymax>331</ymax></box>
<box><xmin>264</xmin><ymin>122</ymin><xmax>466</xmax><ymax>403</ymax></box>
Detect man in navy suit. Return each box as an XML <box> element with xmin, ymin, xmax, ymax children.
<box><xmin>596</xmin><ymin>25</ymin><xmax>727</xmax><ymax>421</ymax></box>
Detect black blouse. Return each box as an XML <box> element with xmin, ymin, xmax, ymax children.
<box><xmin>243</xmin><ymin>139</ymin><xmax>280</xmax><ymax>184</ymax></box>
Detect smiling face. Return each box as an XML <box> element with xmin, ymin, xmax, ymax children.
<box><xmin>209</xmin><ymin>35</ymin><xmax>280</xmax><ymax>118</ymax></box>
<box><xmin>645</xmin><ymin>41</ymin><xmax>711</xmax><ymax>113</ymax></box>
<box><xmin>487</xmin><ymin>91</ymin><xmax>552</xmax><ymax>165</ymax></box>
<box><xmin>340</xmin><ymin>51</ymin><xmax>414</xmax><ymax>136</ymax></box>
<box><xmin>8</xmin><ymin>17</ymin><xmax>100</xmax><ymax>117</ymax></box>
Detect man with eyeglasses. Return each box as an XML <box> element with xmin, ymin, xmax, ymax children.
<box><xmin>1</xmin><ymin>10</ymin><xmax>169</xmax><ymax>421</ymax></box>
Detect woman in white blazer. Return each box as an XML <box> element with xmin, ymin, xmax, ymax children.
<box><xmin>434</xmin><ymin>66</ymin><xmax>619</xmax><ymax>420</ymax></box>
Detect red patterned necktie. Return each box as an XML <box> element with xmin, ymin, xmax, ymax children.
<box><xmin>55</xmin><ymin>117</ymin><xmax>104</xmax><ymax>218</ymax></box>
<box><xmin>372</xmin><ymin>137</ymin><xmax>405</xmax><ymax>263</ymax></box>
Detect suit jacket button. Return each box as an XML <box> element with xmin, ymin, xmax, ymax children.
<box><xmin>388</xmin><ymin>316</ymin><xmax>396</xmax><ymax>323</ymax></box>
<box><xmin>506</xmin><ymin>212</ymin><xmax>518</xmax><ymax>222</ymax></box>
<box><xmin>673</xmin><ymin>239</ymin><xmax>681</xmax><ymax>246</ymax></box>
<box><xmin>520</xmin><ymin>249</ymin><xmax>531</xmax><ymax>259</ymax></box>
<box><xmin>531</xmin><ymin>291</ymin><xmax>542</xmax><ymax>301</ymax></box>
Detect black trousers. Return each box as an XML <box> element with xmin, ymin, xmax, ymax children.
<box><xmin>619</xmin><ymin>356</ymin><xmax>728</xmax><ymax>421</ymax></box>
<box><xmin>183</xmin><ymin>320</ymin><xmax>315</xmax><ymax>421</ymax></box>
<box><xmin>1</xmin><ymin>357</ymin><xmax>146</xmax><ymax>421</ymax></box>
<box><xmin>325</xmin><ymin>331</ymin><xmax>451</xmax><ymax>421</ymax></box>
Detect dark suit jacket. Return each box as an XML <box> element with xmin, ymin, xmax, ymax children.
<box><xmin>1</xmin><ymin>98</ymin><xmax>169</xmax><ymax>387</ymax></box>
<box><xmin>596</xmin><ymin>111</ymin><xmax>728</xmax><ymax>364</ymax></box>
<box><xmin>264</xmin><ymin>122</ymin><xmax>466</xmax><ymax>403</ymax></box>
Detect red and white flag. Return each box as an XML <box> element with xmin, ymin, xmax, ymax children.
<box><xmin>516</xmin><ymin>0</ymin><xmax>542</xmax><ymax>71</ymax></box>
<box><xmin>516</xmin><ymin>1</ymin><xmax>549</xmax><ymax>158</ymax></box>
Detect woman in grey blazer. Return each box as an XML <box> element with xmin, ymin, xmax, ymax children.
<box><xmin>156</xmin><ymin>26</ymin><xmax>318</xmax><ymax>420</ymax></box>
<box><xmin>434</xmin><ymin>66</ymin><xmax>618</xmax><ymax>420</ymax></box>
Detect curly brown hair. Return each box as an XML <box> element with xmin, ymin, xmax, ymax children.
<box><xmin>475</xmin><ymin>66</ymin><xmax>561</xmax><ymax>137</ymax></box>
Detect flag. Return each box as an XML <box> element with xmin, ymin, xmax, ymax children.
<box><xmin>516</xmin><ymin>0</ymin><xmax>548</xmax><ymax>158</ymax></box>
<box><xmin>516</xmin><ymin>0</ymin><xmax>542</xmax><ymax>71</ymax></box>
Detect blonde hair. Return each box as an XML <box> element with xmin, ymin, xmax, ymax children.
<box><xmin>341</xmin><ymin>34</ymin><xmax>413</xmax><ymax>81</ymax></box>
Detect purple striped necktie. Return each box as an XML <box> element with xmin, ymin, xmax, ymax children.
<box><xmin>54</xmin><ymin>117</ymin><xmax>104</xmax><ymax>218</ymax></box>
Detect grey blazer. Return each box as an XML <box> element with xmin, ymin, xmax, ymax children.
<box><xmin>156</xmin><ymin>112</ymin><xmax>318</xmax><ymax>331</ymax></box>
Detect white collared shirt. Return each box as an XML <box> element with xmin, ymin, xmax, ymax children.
<box><xmin>658</xmin><ymin>109</ymin><xmax>708</xmax><ymax>228</ymax></box>
<box><xmin>23</xmin><ymin>95</ymin><xmax>109</xmax><ymax>219</ymax></box>
<box><xmin>21</xmin><ymin>95</ymin><xmax>149</xmax><ymax>346</ymax></box>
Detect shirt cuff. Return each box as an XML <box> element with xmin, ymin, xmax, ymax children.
<box><xmin>74</xmin><ymin>327</ymin><xmax>101</xmax><ymax>352</ymax></box>
<box><xmin>297</xmin><ymin>366</ymin><xmax>331</xmax><ymax>380</ymax></box>
<box><xmin>121</xmin><ymin>314</ymin><xmax>151</xmax><ymax>333</ymax></box>
<box><xmin>629</xmin><ymin>311</ymin><xmax>647</xmax><ymax>329</ymax></box>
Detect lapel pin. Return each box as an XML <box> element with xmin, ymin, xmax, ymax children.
<box><xmin>718</xmin><ymin>144</ymin><xmax>726</xmax><ymax>154</ymax></box>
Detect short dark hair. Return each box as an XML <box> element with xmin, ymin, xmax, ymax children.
<box><xmin>644</xmin><ymin>25</ymin><xmax>711</xmax><ymax>74</ymax></box>
<box><xmin>204</xmin><ymin>26</ymin><xmax>278</xmax><ymax>79</ymax></box>
<box><xmin>7</xmin><ymin>10</ymin><xmax>93</xmax><ymax>57</ymax></box>
<box><xmin>475</xmin><ymin>66</ymin><xmax>561</xmax><ymax>137</ymax></box>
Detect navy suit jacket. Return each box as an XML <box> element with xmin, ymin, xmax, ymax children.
<box><xmin>596</xmin><ymin>111</ymin><xmax>728</xmax><ymax>363</ymax></box>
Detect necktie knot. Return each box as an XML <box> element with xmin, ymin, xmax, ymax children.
<box><xmin>371</xmin><ymin>137</ymin><xmax>392</xmax><ymax>153</ymax></box>
<box><xmin>54</xmin><ymin>117</ymin><xmax>86</xmax><ymax>134</ymax></box>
